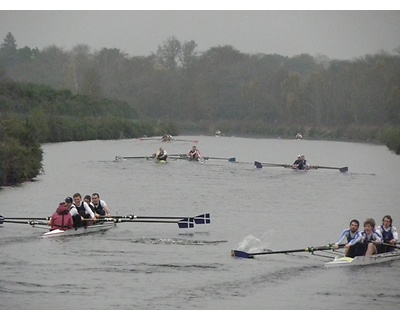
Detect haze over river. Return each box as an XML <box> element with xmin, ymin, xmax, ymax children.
<box><xmin>1</xmin><ymin>135</ymin><xmax>399</xmax><ymax>311</ymax></box>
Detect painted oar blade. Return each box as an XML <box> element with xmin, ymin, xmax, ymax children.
<box><xmin>228</xmin><ymin>157</ymin><xmax>236</xmax><ymax>162</ymax></box>
<box><xmin>231</xmin><ymin>250</ymin><xmax>254</xmax><ymax>259</ymax></box>
<box><xmin>340</xmin><ymin>167</ymin><xmax>348</xmax><ymax>172</ymax></box>
<box><xmin>0</xmin><ymin>215</ymin><xmax>4</xmax><ymax>224</ymax></box>
<box><xmin>178</xmin><ymin>218</ymin><xmax>195</xmax><ymax>228</ymax></box>
<box><xmin>194</xmin><ymin>213</ymin><xmax>211</xmax><ymax>224</ymax></box>
<box><xmin>254</xmin><ymin>161</ymin><xmax>263</xmax><ymax>168</ymax></box>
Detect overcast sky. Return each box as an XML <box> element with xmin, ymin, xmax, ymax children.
<box><xmin>1</xmin><ymin>6</ymin><xmax>399</xmax><ymax>60</ymax></box>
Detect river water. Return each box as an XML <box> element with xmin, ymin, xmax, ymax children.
<box><xmin>0</xmin><ymin>135</ymin><xmax>399</xmax><ymax>312</ymax></box>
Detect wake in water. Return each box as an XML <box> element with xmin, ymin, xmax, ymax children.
<box><xmin>131</xmin><ymin>237</ymin><xmax>228</xmax><ymax>245</ymax></box>
<box><xmin>235</xmin><ymin>234</ymin><xmax>271</xmax><ymax>253</ymax></box>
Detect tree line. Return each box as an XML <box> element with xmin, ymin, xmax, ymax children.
<box><xmin>1</xmin><ymin>32</ymin><xmax>400</xmax><ymax>185</ymax></box>
<box><xmin>0</xmin><ymin>80</ymin><xmax>176</xmax><ymax>186</ymax></box>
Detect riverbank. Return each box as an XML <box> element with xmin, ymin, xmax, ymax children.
<box><xmin>179</xmin><ymin>122</ymin><xmax>400</xmax><ymax>154</ymax></box>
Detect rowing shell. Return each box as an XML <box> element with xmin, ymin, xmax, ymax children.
<box><xmin>40</xmin><ymin>221</ymin><xmax>116</xmax><ymax>238</ymax></box>
<box><xmin>324</xmin><ymin>249</ymin><xmax>400</xmax><ymax>268</ymax></box>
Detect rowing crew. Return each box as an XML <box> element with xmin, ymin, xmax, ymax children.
<box><xmin>333</xmin><ymin>215</ymin><xmax>398</xmax><ymax>258</ymax></box>
<box><xmin>292</xmin><ymin>155</ymin><xmax>310</xmax><ymax>170</ymax></box>
<box><xmin>49</xmin><ymin>192</ymin><xmax>112</xmax><ymax>231</ymax></box>
<box><xmin>153</xmin><ymin>145</ymin><xmax>202</xmax><ymax>162</ymax></box>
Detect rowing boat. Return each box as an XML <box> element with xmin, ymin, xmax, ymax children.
<box><xmin>0</xmin><ymin>213</ymin><xmax>211</xmax><ymax>238</ymax></box>
<box><xmin>39</xmin><ymin>221</ymin><xmax>116</xmax><ymax>238</ymax></box>
<box><xmin>324</xmin><ymin>249</ymin><xmax>400</xmax><ymax>268</ymax></box>
<box><xmin>154</xmin><ymin>159</ymin><xmax>167</xmax><ymax>164</ymax></box>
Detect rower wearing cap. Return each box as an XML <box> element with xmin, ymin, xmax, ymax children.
<box><xmin>292</xmin><ymin>155</ymin><xmax>302</xmax><ymax>169</ymax></box>
<box><xmin>292</xmin><ymin>155</ymin><xmax>310</xmax><ymax>170</ymax></box>
<box><xmin>64</xmin><ymin>196</ymin><xmax>81</xmax><ymax>228</ymax></box>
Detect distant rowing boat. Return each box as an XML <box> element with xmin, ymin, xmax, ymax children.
<box><xmin>254</xmin><ymin>161</ymin><xmax>348</xmax><ymax>172</ymax></box>
<box><xmin>324</xmin><ymin>249</ymin><xmax>400</xmax><ymax>268</ymax></box>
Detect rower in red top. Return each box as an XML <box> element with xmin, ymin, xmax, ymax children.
<box><xmin>48</xmin><ymin>197</ymin><xmax>74</xmax><ymax>231</ymax></box>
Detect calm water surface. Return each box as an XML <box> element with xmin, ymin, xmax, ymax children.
<box><xmin>1</xmin><ymin>136</ymin><xmax>399</xmax><ymax>310</ymax></box>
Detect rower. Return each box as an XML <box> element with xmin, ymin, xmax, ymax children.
<box><xmin>161</xmin><ymin>134</ymin><xmax>173</xmax><ymax>142</ymax></box>
<box><xmin>295</xmin><ymin>155</ymin><xmax>310</xmax><ymax>170</ymax></box>
<box><xmin>359</xmin><ymin>218</ymin><xmax>382</xmax><ymax>257</ymax></box>
<box><xmin>333</xmin><ymin>219</ymin><xmax>363</xmax><ymax>258</ymax></box>
<box><xmin>376</xmin><ymin>215</ymin><xmax>398</xmax><ymax>253</ymax></box>
<box><xmin>73</xmin><ymin>192</ymin><xmax>96</xmax><ymax>227</ymax></box>
<box><xmin>155</xmin><ymin>147</ymin><xmax>168</xmax><ymax>161</ymax></box>
<box><xmin>92</xmin><ymin>193</ymin><xmax>112</xmax><ymax>220</ymax></box>
<box><xmin>48</xmin><ymin>198</ymin><xmax>74</xmax><ymax>231</ymax></box>
<box><xmin>188</xmin><ymin>145</ymin><xmax>202</xmax><ymax>161</ymax></box>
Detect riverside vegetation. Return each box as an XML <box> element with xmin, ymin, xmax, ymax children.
<box><xmin>1</xmin><ymin>32</ymin><xmax>399</xmax><ymax>186</ymax></box>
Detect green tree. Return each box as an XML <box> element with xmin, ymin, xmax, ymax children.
<box><xmin>156</xmin><ymin>36</ymin><xmax>181</xmax><ymax>70</ymax></box>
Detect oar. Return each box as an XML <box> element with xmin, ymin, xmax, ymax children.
<box><xmin>204</xmin><ymin>157</ymin><xmax>236</xmax><ymax>162</ymax></box>
<box><xmin>0</xmin><ymin>220</ymin><xmax>48</xmax><ymax>226</ymax></box>
<box><xmin>139</xmin><ymin>137</ymin><xmax>160</xmax><ymax>141</ymax></box>
<box><xmin>100</xmin><ymin>217</ymin><xmax>195</xmax><ymax>228</ymax></box>
<box><xmin>375</xmin><ymin>242</ymin><xmax>400</xmax><ymax>250</ymax></box>
<box><xmin>115</xmin><ymin>155</ymin><xmax>155</xmax><ymax>161</ymax></box>
<box><xmin>254</xmin><ymin>161</ymin><xmax>292</xmax><ymax>169</ymax></box>
<box><xmin>313</xmin><ymin>165</ymin><xmax>349</xmax><ymax>173</ymax></box>
<box><xmin>231</xmin><ymin>244</ymin><xmax>344</xmax><ymax>259</ymax></box>
<box><xmin>0</xmin><ymin>216</ymin><xmax>50</xmax><ymax>221</ymax></box>
<box><xmin>169</xmin><ymin>153</ymin><xmax>188</xmax><ymax>157</ymax></box>
<box><xmin>168</xmin><ymin>154</ymin><xmax>190</xmax><ymax>160</ymax></box>
<box><xmin>108</xmin><ymin>213</ymin><xmax>210</xmax><ymax>225</ymax></box>
<box><xmin>173</xmin><ymin>139</ymin><xmax>198</xmax><ymax>143</ymax></box>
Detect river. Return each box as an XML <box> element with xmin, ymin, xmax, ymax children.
<box><xmin>0</xmin><ymin>135</ymin><xmax>399</xmax><ymax>312</ymax></box>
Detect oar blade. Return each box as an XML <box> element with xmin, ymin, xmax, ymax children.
<box><xmin>194</xmin><ymin>213</ymin><xmax>211</xmax><ymax>224</ymax></box>
<box><xmin>177</xmin><ymin>218</ymin><xmax>195</xmax><ymax>229</ymax></box>
<box><xmin>228</xmin><ymin>157</ymin><xmax>236</xmax><ymax>162</ymax></box>
<box><xmin>254</xmin><ymin>161</ymin><xmax>263</xmax><ymax>169</ymax></box>
<box><xmin>0</xmin><ymin>215</ymin><xmax>4</xmax><ymax>224</ymax></box>
<box><xmin>231</xmin><ymin>250</ymin><xmax>254</xmax><ymax>259</ymax></box>
<box><xmin>340</xmin><ymin>166</ymin><xmax>348</xmax><ymax>173</ymax></box>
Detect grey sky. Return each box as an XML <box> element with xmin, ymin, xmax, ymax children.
<box><xmin>0</xmin><ymin>9</ymin><xmax>399</xmax><ymax>60</ymax></box>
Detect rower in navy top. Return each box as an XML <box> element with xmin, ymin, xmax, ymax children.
<box><xmin>359</xmin><ymin>218</ymin><xmax>382</xmax><ymax>257</ymax></box>
<box><xmin>92</xmin><ymin>193</ymin><xmax>112</xmax><ymax>219</ymax></box>
<box><xmin>73</xmin><ymin>192</ymin><xmax>96</xmax><ymax>227</ymax></box>
<box><xmin>334</xmin><ymin>219</ymin><xmax>363</xmax><ymax>257</ymax></box>
<box><xmin>376</xmin><ymin>215</ymin><xmax>398</xmax><ymax>253</ymax></box>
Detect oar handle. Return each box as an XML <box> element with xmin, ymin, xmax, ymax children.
<box><xmin>375</xmin><ymin>241</ymin><xmax>400</xmax><ymax>249</ymax></box>
<box><xmin>1</xmin><ymin>216</ymin><xmax>50</xmax><ymax>220</ymax></box>
<box><xmin>1</xmin><ymin>220</ymin><xmax>47</xmax><ymax>225</ymax></box>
